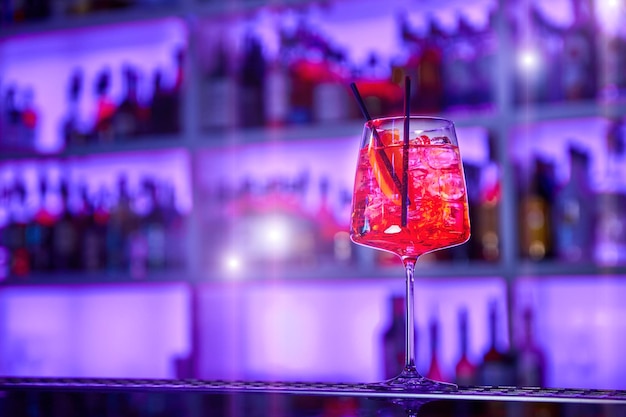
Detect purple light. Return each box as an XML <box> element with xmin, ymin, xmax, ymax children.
<box><xmin>0</xmin><ymin>283</ymin><xmax>191</xmax><ymax>378</ymax></box>
<box><xmin>516</xmin><ymin>276</ymin><xmax>626</xmax><ymax>389</ymax></box>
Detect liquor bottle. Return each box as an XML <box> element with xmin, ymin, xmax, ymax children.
<box><xmin>264</xmin><ymin>49</ymin><xmax>290</xmax><ymax>128</ymax></box>
<box><xmin>594</xmin><ymin>119</ymin><xmax>626</xmax><ymax>265</ymax></box>
<box><xmin>554</xmin><ymin>145</ymin><xmax>594</xmax><ymax>263</ymax></box>
<box><xmin>201</xmin><ymin>40</ymin><xmax>237</xmax><ymax>130</ymax></box>
<box><xmin>283</xmin><ymin>21</ymin><xmax>316</xmax><ymax>125</ymax></box>
<box><xmin>238</xmin><ymin>32</ymin><xmax>266</xmax><ymax>128</ymax></box>
<box><xmin>315</xmin><ymin>176</ymin><xmax>341</xmax><ymax>265</ymax></box>
<box><xmin>312</xmin><ymin>45</ymin><xmax>350</xmax><ymax>124</ymax></box>
<box><xmin>562</xmin><ymin>0</ymin><xmax>598</xmax><ymax>101</ymax></box>
<box><xmin>6</xmin><ymin>180</ymin><xmax>30</xmax><ymax>277</ymax></box>
<box><xmin>52</xmin><ymin>179</ymin><xmax>79</xmax><ymax>271</ymax></box>
<box><xmin>82</xmin><ymin>187</ymin><xmax>108</xmax><ymax>272</ymax></box>
<box><xmin>443</xmin><ymin>14</ymin><xmax>476</xmax><ymax>108</ymax></box>
<box><xmin>0</xmin><ymin>183</ymin><xmax>9</xmax><ymax>280</ymax></box>
<box><xmin>142</xmin><ymin>178</ymin><xmax>165</xmax><ymax>271</ymax></box>
<box><xmin>478</xmin><ymin>300</ymin><xmax>516</xmax><ymax>386</ymax></box>
<box><xmin>455</xmin><ymin>307</ymin><xmax>477</xmax><ymax>387</ymax></box>
<box><xmin>473</xmin><ymin>8</ymin><xmax>497</xmax><ymax>106</ymax></box>
<box><xmin>63</xmin><ymin>69</ymin><xmax>85</xmax><ymax>146</ymax></box>
<box><xmin>476</xmin><ymin>134</ymin><xmax>501</xmax><ymax>262</ymax></box>
<box><xmin>19</xmin><ymin>87</ymin><xmax>37</xmax><ymax>149</ymax></box>
<box><xmin>25</xmin><ymin>176</ymin><xmax>54</xmax><ymax>272</ymax></box>
<box><xmin>106</xmin><ymin>176</ymin><xmax>132</xmax><ymax>272</ymax></box>
<box><xmin>149</xmin><ymin>50</ymin><xmax>181</xmax><ymax>135</ymax></box>
<box><xmin>516</xmin><ymin>306</ymin><xmax>546</xmax><ymax>387</ymax></box>
<box><xmin>519</xmin><ymin>156</ymin><xmax>556</xmax><ymax>261</ymax></box>
<box><xmin>162</xmin><ymin>181</ymin><xmax>184</xmax><ymax>269</ymax></box>
<box><xmin>426</xmin><ymin>310</ymin><xmax>445</xmax><ymax>382</ymax></box>
<box><xmin>381</xmin><ymin>295</ymin><xmax>415</xmax><ymax>380</ymax></box>
<box><xmin>113</xmin><ymin>65</ymin><xmax>142</xmax><ymax>139</ymax></box>
<box><xmin>2</xmin><ymin>86</ymin><xmax>21</xmax><ymax>147</ymax></box>
<box><xmin>93</xmin><ymin>68</ymin><xmax>116</xmax><ymax>143</ymax></box>
<box><xmin>413</xmin><ymin>18</ymin><xmax>445</xmax><ymax>113</ymax></box>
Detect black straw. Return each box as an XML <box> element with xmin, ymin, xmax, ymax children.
<box><xmin>349</xmin><ymin>82</ymin><xmax>403</xmax><ymax>194</ymax></box>
<box><xmin>401</xmin><ymin>76</ymin><xmax>411</xmax><ymax>227</ymax></box>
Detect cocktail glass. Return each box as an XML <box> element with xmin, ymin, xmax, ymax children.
<box><xmin>350</xmin><ymin>115</ymin><xmax>470</xmax><ymax>391</ymax></box>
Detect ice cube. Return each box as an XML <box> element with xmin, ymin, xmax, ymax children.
<box><xmin>430</xmin><ymin>136</ymin><xmax>452</xmax><ymax>145</ymax></box>
<box><xmin>410</xmin><ymin>134</ymin><xmax>430</xmax><ymax>145</ymax></box>
<box><xmin>427</xmin><ymin>147</ymin><xmax>460</xmax><ymax>169</ymax></box>
<box><xmin>439</xmin><ymin>172</ymin><xmax>466</xmax><ymax>200</ymax></box>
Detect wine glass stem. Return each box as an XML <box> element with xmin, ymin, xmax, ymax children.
<box><xmin>404</xmin><ymin>258</ymin><xmax>417</xmax><ymax>372</ymax></box>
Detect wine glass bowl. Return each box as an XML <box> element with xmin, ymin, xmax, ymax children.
<box><xmin>350</xmin><ymin>116</ymin><xmax>470</xmax><ymax>391</ymax></box>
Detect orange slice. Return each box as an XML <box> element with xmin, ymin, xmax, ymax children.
<box><xmin>368</xmin><ymin>129</ymin><xmax>404</xmax><ymax>205</ymax></box>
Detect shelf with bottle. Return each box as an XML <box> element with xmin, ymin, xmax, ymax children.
<box><xmin>0</xmin><ymin>149</ymin><xmax>192</xmax><ymax>284</ymax></box>
<box><xmin>0</xmin><ymin>17</ymin><xmax>187</xmax><ymax>157</ymax></box>
<box><xmin>511</xmin><ymin>116</ymin><xmax>626</xmax><ymax>268</ymax></box>
<box><xmin>507</xmin><ymin>0</ymin><xmax>626</xmax><ymax>108</ymax></box>
<box><xmin>194</xmin><ymin>0</ymin><xmax>500</xmax><ymax>136</ymax></box>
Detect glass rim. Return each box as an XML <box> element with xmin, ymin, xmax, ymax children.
<box><xmin>365</xmin><ymin>115</ymin><xmax>454</xmax><ymax>129</ymax></box>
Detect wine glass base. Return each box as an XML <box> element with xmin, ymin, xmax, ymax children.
<box><xmin>368</xmin><ymin>368</ymin><xmax>458</xmax><ymax>393</ymax></box>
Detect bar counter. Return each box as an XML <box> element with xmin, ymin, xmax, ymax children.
<box><xmin>2</xmin><ymin>378</ymin><xmax>626</xmax><ymax>416</ymax></box>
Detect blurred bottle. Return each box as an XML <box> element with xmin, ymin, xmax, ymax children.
<box><xmin>113</xmin><ymin>65</ymin><xmax>143</xmax><ymax>139</ymax></box>
<box><xmin>473</xmin><ymin>9</ymin><xmax>497</xmax><ymax>107</ymax></box>
<box><xmin>52</xmin><ymin>179</ymin><xmax>80</xmax><ymax>271</ymax></box>
<box><xmin>382</xmin><ymin>295</ymin><xmax>409</xmax><ymax>380</ymax></box>
<box><xmin>0</xmin><ymin>183</ymin><xmax>10</xmax><ymax>280</ymax></box>
<box><xmin>106</xmin><ymin>176</ymin><xmax>132</xmax><ymax>272</ymax></box>
<box><xmin>312</xmin><ymin>46</ymin><xmax>350</xmax><ymax>124</ymax></box>
<box><xmin>595</xmin><ymin>119</ymin><xmax>626</xmax><ymax>266</ymax></box>
<box><xmin>142</xmin><ymin>178</ymin><xmax>165</xmax><ymax>271</ymax></box>
<box><xmin>238</xmin><ymin>32</ymin><xmax>266</xmax><ymax>128</ymax></box>
<box><xmin>403</xmin><ymin>16</ymin><xmax>445</xmax><ymax>113</ymax></box>
<box><xmin>264</xmin><ymin>47</ymin><xmax>290</xmax><ymax>128</ymax></box>
<box><xmin>25</xmin><ymin>176</ymin><xmax>54</xmax><ymax>272</ymax></box>
<box><xmin>476</xmin><ymin>135</ymin><xmax>501</xmax><ymax>262</ymax></box>
<box><xmin>149</xmin><ymin>48</ymin><xmax>182</xmax><ymax>135</ymax></box>
<box><xmin>515</xmin><ymin>306</ymin><xmax>546</xmax><ymax>387</ymax></box>
<box><xmin>443</xmin><ymin>14</ymin><xmax>476</xmax><ymax>109</ymax></box>
<box><xmin>455</xmin><ymin>307</ymin><xmax>477</xmax><ymax>387</ymax></box>
<box><xmin>82</xmin><ymin>187</ymin><xmax>108</xmax><ymax>272</ymax></box>
<box><xmin>19</xmin><ymin>87</ymin><xmax>38</xmax><ymax>149</ymax></box>
<box><xmin>281</xmin><ymin>20</ymin><xmax>316</xmax><ymax>124</ymax></box>
<box><xmin>201</xmin><ymin>39</ymin><xmax>237</xmax><ymax>130</ymax></box>
<box><xmin>63</xmin><ymin>69</ymin><xmax>86</xmax><ymax>146</ymax></box>
<box><xmin>6</xmin><ymin>179</ymin><xmax>30</xmax><ymax>277</ymax></box>
<box><xmin>426</xmin><ymin>310</ymin><xmax>445</xmax><ymax>382</ymax></box>
<box><xmin>93</xmin><ymin>68</ymin><xmax>116</xmax><ymax>143</ymax></box>
<box><xmin>2</xmin><ymin>86</ymin><xmax>21</xmax><ymax>148</ymax></box>
<box><xmin>478</xmin><ymin>300</ymin><xmax>516</xmax><ymax>386</ymax></box>
<box><xmin>162</xmin><ymin>181</ymin><xmax>184</xmax><ymax>269</ymax></box>
<box><xmin>519</xmin><ymin>156</ymin><xmax>556</xmax><ymax>261</ymax></box>
<box><xmin>562</xmin><ymin>0</ymin><xmax>598</xmax><ymax>101</ymax></box>
<box><xmin>315</xmin><ymin>176</ymin><xmax>344</xmax><ymax>265</ymax></box>
<box><xmin>554</xmin><ymin>145</ymin><xmax>594</xmax><ymax>263</ymax></box>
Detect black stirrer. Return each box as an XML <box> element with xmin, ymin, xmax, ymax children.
<box><xmin>349</xmin><ymin>82</ymin><xmax>403</xmax><ymax>194</ymax></box>
<box><xmin>401</xmin><ymin>76</ymin><xmax>410</xmax><ymax>227</ymax></box>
